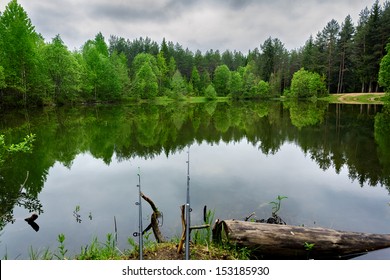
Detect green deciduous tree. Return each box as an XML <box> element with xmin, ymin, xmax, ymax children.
<box><xmin>290</xmin><ymin>68</ymin><xmax>327</xmax><ymax>98</ymax></box>
<box><xmin>0</xmin><ymin>66</ymin><xmax>5</xmax><ymax>90</ymax></box>
<box><xmin>0</xmin><ymin>0</ymin><xmax>40</xmax><ymax>105</ymax></box>
<box><xmin>190</xmin><ymin>66</ymin><xmax>202</xmax><ymax>95</ymax></box>
<box><xmin>257</xmin><ymin>80</ymin><xmax>271</xmax><ymax>98</ymax></box>
<box><xmin>213</xmin><ymin>64</ymin><xmax>231</xmax><ymax>96</ymax></box>
<box><xmin>230</xmin><ymin>71</ymin><xmax>243</xmax><ymax>98</ymax></box>
<box><xmin>42</xmin><ymin>35</ymin><xmax>81</xmax><ymax>103</ymax></box>
<box><xmin>132</xmin><ymin>61</ymin><xmax>158</xmax><ymax>99</ymax></box>
<box><xmin>241</xmin><ymin>64</ymin><xmax>258</xmax><ymax>98</ymax></box>
<box><xmin>205</xmin><ymin>84</ymin><xmax>217</xmax><ymax>100</ymax></box>
<box><xmin>379</xmin><ymin>44</ymin><xmax>390</xmax><ymax>92</ymax></box>
<box><xmin>170</xmin><ymin>69</ymin><xmax>187</xmax><ymax>99</ymax></box>
<box><xmin>156</xmin><ymin>51</ymin><xmax>170</xmax><ymax>95</ymax></box>
<box><xmin>81</xmin><ymin>33</ymin><xmax>128</xmax><ymax>101</ymax></box>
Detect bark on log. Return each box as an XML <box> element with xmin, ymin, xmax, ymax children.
<box><xmin>215</xmin><ymin>219</ymin><xmax>390</xmax><ymax>259</ymax></box>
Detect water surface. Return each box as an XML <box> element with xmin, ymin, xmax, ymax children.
<box><xmin>1</xmin><ymin>101</ymin><xmax>389</xmax><ymax>259</ymax></box>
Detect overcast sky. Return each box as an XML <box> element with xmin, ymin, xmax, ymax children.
<box><xmin>0</xmin><ymin>0</ymin><xmax>385</xmax><ymax>53</ymax></box>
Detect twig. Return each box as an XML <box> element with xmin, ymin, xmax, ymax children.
<box><xmin>245</xmin><ymin>212</ymin><xmax>256</xmax><ymax>221</ymax></box>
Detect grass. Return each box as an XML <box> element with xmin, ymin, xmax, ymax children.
<box><xmin>4</xmin><ymin>230</ymin><xmax>250</xmax><ymax>260</ymax></box>
<box><xmin>122</xmin><ymin>95</ymin><xmax>231</xmax><ymax>106</ymax></box>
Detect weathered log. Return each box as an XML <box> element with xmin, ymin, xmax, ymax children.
<box><xmin>215</xmin><ymin>219</ymin><xmax>390</xmax><ymax>259</ymax></box>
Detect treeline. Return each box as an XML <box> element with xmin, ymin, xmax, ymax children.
<box><xmin>0</xmin><ymin>0</ymin><xmax>390</xmax><ymax>107</ymax></box>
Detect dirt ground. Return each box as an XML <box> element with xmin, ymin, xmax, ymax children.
<box><xmin>127</xmin><ymin>243</ymin><xmax>237</xmax><ymax>260</ymax></box>
<box><xmin>333</xmin><ymin>92</ymin><xmax>385</xmax><ymax>104</ymax></box>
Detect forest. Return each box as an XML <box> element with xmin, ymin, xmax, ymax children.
<box><xmin>1</xmin><ymin>0</ymin><xmax>390</xmax><ymax>107</ymax></box>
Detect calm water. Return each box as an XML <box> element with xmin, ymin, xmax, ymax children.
<box><xmin>1</xmin><ymin>101</ymin><xmax>390</xmax><ymax>259</ymax></box>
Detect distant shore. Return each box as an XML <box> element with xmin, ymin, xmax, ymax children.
<box><xmin>322</xmin><ymin>92</ymin><xmax>386</xmax><ymax>104</ymax></box>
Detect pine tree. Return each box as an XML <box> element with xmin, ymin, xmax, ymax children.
<box><xmin>337</xmin><ymin>15</ymin><xmax>355</xmax><ymax>93</ymax></box>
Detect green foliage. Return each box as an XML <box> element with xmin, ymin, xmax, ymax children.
<box><xmin>168</xmin><ymin>57</ymin><xmax>177</xmax><ymax>78</ymax></box>
<box><xmin>190</xmin><ymin>66</ymin><xmax>202</xmax><ymax>95</ymax></box>
<box><xmin>241</xmin><ymin>65</ymin><xmax>258</xmax><ymax>98</ymax></box>
<box><xmin>41</xmin><ymin>35</ymin><xmax>81</xmax><ymax>103</ymax></box>
<box><xmin>132</xmin><ymin>61</ymin><xmax>158</xmax><ymax>99</ymax></box>
<box><xmin>290</xmin><ymin>68</ymin><xmax>327</xmax><ymax>98</ymax></box>
<box><xmin>78</xmin><ymin>233</ymin><xmax>124</xmax><ymax>260</ymax></box>
<box><xmin>170</xmin><ymin>69</ymin><xmax>187</xmax><ymax>98</ymax></box>
<box><xmin>2</xmin><ymin>1</ymin><xmax>390</xmax><ymax>106</ymax></box>
<box><xmin>269</xmin><ymin>71</ymin><xmax>282</xmax><ymax>97</ymax></box>
<box><xmin>0</xmin><ymin>66</ymin><xmax>6</xmax><ymax>89</ymax></box>
<box><xmin>379</xmin><ymin>44</ymin><xmax>390</xmax><ymax>92</ymax></box>
<box><xmin>54</xmin><ymin>233</ymin><xmax>68</xmax><ymax>259</ymax></box>
<box><xmin>0</xmin><ymin>133</ymin><xmax>36</xmax><ymax>164</ymax></box>
<box><xmin>230</xmin><ymin>71</ymin><xmax>243</xmax><ymax>98</ymax></box>
<box><xmin>285</xmin><ymin>101</ymin><xmax>327</xmax><ymax>129</ymax></box>
<box><xmin>131</xmin><ymin>53</ymin><xmax>159</xmax><ymax>78</ymax></box>
<box><xmin>81</xmin><ymin>34</ymin><xmax>127</xmax><ymax>101</ymax></box>
<box><xmin>257</xmin><ymin>80</ymin><xmax>271</xmax><ymax>98</ymax></box>
<box><xmin>192</xmin><ymin>209</ymin><xmax>215</xmax><ymax>246</ymax></box>
<box><xmin>28</xmin><ymin>246</ymin><xmax>52</xmax><ymax>260</ymax></box>
<box><xmin>213</xmin><ymin>64</ymin><xmax>231</xmax><ymax>96</ymax></box>
<box><xmin>269</xmin><ymin>195</ymin><xmax>288</xmax><ymax>215</ymax></box>
<box><xmin>304</xmin><ymin>242</ymin><xmax>315</xmax><ymax>251</ymax></box>
<box><xmin>156</xmin><ymin>51</ymin><xmax>170</xmax><ymax>94</ymax></box>
<box><xmin>204</xmin><ymin>84</ymin><xmax>217</xmax><ymax>100</ymax></box>
<box><xmin>0</xmin><ymin>0</ymin><xmax>41</xmax><ymax>105</ymax></box>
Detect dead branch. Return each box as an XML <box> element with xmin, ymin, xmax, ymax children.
<box><xmin>140</xmin><ymin>192</ymin><xmax>165</xmax><ymax>243</ymax></box>
<box><xmin>177</xmin><ymin>205</ymin><xmax>210</xmax><ymax>254</ymax></box>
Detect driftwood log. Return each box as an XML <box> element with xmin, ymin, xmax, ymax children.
<box><xmin>213</xmin><ymin>219</ymin><xmax>390</xmax><ymax>259</ymax></box>
<box><xmin>141</xmin><ymin>192</ymin><xmax>165</xmax><ymax>243</ymax></box>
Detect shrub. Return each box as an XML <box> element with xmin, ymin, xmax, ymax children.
<box><xmin>257</xmin><ymin>80</ymin><xmax>271</xmax><ymax>98</ymax></box>
<box><xmin>205</xmin><ymin>84</ymin><xmax>217</xmax><ymax>100</ymax></box>
<box><xmin>290</xmin><ymin>68</ymin><xmax>327</xmax><ymax>98</ymax></box>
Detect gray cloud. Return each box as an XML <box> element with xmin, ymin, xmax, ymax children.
<box><xmin>0</xmin><ymin>0</ymin><xmax>384</xmax><ymax>52</ymax></box>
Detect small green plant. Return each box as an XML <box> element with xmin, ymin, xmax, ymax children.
<box><xmin>304</xmin><ymin>242</ymin><xmax>315</xmax><ymax>251</ymax></box>
<box><xmin>77</xmin><ymin>233</ymin><xmax>124</xmax><ymax>260</ymax></box>
<box><xmin>270</xmin><ymin>195</ymin><xmax>288</xmax><ymax>215</ymax></box>
<box><xmin>192</xmin><ymin>209</ymin><xmax>215</xmax><ymax>246</ymax></box>
<box><xmin>73</xmin><ymin>205</ymin><xmax>82</xmax><ymax>223</ymax></box>
<box><xmin>143</xmin><ymin>231</ymin><xmax>157</xmax><ymax>251</ymax></box>
<box><xmin>55</xmin><ymin>233</ymin><xmax>68</xmax><ymax>259</ymax></box>
<box><xmin>28</xmin><ymin>246</ymin><xmax>40</xmax><ymax>260</ymax></box>
<box><xmin>223</xmin><ymin>243</ymin><xmax>251</xmax><ymax>260</ymax></box>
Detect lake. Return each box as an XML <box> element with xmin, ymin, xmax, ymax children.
<box><xmin>1</xmin><ymin>101</ymin><xmax>390</xmax><ymax>259</ymax></box>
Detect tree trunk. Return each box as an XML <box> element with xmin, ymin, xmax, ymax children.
<box><xmin>214</xmin><ymin>220</ymin><xmax>390</xmax><ymax>260</ymax></box>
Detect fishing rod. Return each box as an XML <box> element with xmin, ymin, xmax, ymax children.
<box><xmin>133</xmin><ymin>167</ymin><xmax>143</xmax><ymax>260</ymax></box>
<box><xmin>185</xmin><ymin>148</ymin><xmax>191</xmax><ymax>260</ymax></box>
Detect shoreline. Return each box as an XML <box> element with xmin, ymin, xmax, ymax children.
<box><xmin>323</xmin><ymin>92</ymin><xmax>386</xmax><ymax>104</ymax></box>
